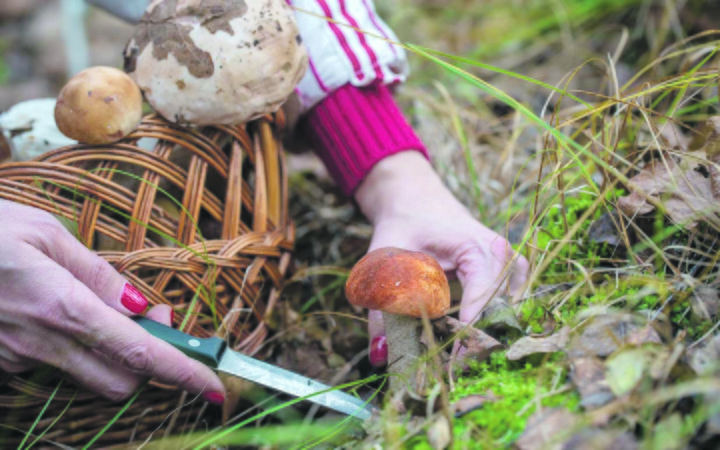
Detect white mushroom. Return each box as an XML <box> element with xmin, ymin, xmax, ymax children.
<box><xmin>0</xmin><ymin>98</ymin><xmax>77</xmax><ymax>162</ymax></box>
<box><xmin>123</xmin><ymin>0</ymin><xmax>308</xmax><ymax>126</ymax></box>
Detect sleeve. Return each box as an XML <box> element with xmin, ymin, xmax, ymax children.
<box><xmin>288</xmin><ymin>0</ymin><xmax>410</xmax><ymax>112</ymax></box>
<box><xmin>290</xmin><ymin>0</ymin><xmax>429</xmax><ymax>196</ymax></box>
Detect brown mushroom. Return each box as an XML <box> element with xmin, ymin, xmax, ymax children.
<box><xmin>54</xmin><ymin>66</ymin><xmax>143</xmax><ymax>145</ymax></box>
<box><xmin>123</xmin><ymin>0</ymin><xmax>308</xmax><ymax>126</ymax></box>
<box><xmin>346</xmin><ymin>247</ymin><xmax>451</xmax><ymax>394</ymax></box>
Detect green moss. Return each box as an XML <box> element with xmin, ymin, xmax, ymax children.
<box><xmin>537</xmin><ymin>188</ymin><xmax>624</xmax><ymax>278</ymax></box>
<box><xmin>445</xmin><ymin>353</ymin><xmax>579</xmax><ymax>449</ymax></box>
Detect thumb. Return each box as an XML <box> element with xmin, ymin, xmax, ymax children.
<box><xmin>39</xmin><ymin>225</ymin><xmax>149</xmax><ymax>315</ymax></box>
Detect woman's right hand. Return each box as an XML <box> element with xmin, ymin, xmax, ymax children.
<box><xmin>0</xmin><ymin>200</ymin><xmax>226</xmax><ymax>404</ymax></box>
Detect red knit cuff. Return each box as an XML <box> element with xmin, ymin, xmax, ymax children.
<box><xmin>301</xmin><ymin>83</ymin><xmax>429</xmax><ymax>196</ymax></box>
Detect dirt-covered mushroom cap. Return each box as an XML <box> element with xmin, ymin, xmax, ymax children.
<box><xmin>54</xmin><ymin>67</ymin><xmax>143</xmax><ymax>145</ymax></box>
<box><xmin>346</xmin><ymin>247</ymin><xmax>451</xmax><ymax>319</ymax></box>
<box><xmin>123</xmin><ymin>0</ymin><xmax>308</xmax><ymax>126</ymax></box>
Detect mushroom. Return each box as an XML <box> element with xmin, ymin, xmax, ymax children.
<box><xmin>54</xmin><ymin>66</ymin><xmax>143</xmax><ymax>145</ymax></box>
<box><xmin>0</xmin><ymin>98</ymin><xmax>77</xmax><ymax>161</ymax></box>
<box><xmin>346</xmin><ymin>247</ymin><xmax>451</xmax><ymax>394</ymax></box>
<box><xmin>123</xmin><ymin>0</ymin><xmax>308</xmax><ymax>126</ymax></box>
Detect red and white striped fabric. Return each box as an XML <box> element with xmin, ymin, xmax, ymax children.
<box><xmin>288</xmin><ymin>0</ymin><xmax>410</xmax><ymax>112</ymax></box>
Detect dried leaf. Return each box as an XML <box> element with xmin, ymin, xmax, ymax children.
<box><xmin>516</xmin><ymin>408</ymin><xmax>579</xmax><ymax>450</ymax></box>
<box><xmin>427</xmin><ymin>415</ymin><xmax>452</xmax><ymax>450</ymax></box>
<box><xmin>567</xmin><ymin>314</ymin><xmax>661</xmax><ymax>359</ymax></box>
<box><xmin>617</xmin><ymin>156</ymin><xmax>718</xmax><ymax>229</ymax></box>
<box><xmin>478</xmin><ymin>296</ymin><xmax>523</xmax><ymax>333</ymax></box>
<box><xmin>562</xmin><ymin>429</ymin><xmax>638</xmax><ymax>450</ymax></box>
<box><xmin>452</xmin><ymin>394</ymin><xmax>497</xmax><ymax>417</ymax></box>
<box><xmin>627</xmin><ymin>325</ymin><xmax>663</xmax><ymax>347</ymax></box>
<box><xmin>687</xmin><ymin>334</ymin><xmax>720</xmax><ymax>376</ymax></box>
<box><xmin>506</xmin><ymin>327</ymin><xmax>570</xmax><ymax>361</ymax></box>
<box><xmin>587</xmin><ymin>210</ymin><xmax>625</xmax><ymax>248</ymax></box>
<box><xmin>702</xmin><ymin>117</ymin><xmax>720</xmax><ymax>198</ymax></box>
<box><xmin>605</xmin><ymin>348</ymin><xmax>650</xmax><ymax>396</ymax></box>
<box><xmin>691</xmin><ymin>286</ymin><xmax>719</xmax><ymax>321</ymax></box>
<box><xmin>446</xmin><ymin>317</ymin><xmax>504</xmax><ymax>361</ymax></box>
<box><xmin>569</xmin><ymin>357</ymin><xmax>614</xmax><ymax>410</ymax></box>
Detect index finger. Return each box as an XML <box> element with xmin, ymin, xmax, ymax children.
<box><xmin>60</xmin><ymin>278</ymin><xmax>226</xmax><ymax>400</ymax></box>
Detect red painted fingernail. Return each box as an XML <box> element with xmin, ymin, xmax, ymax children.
<box><xmin>170</xmin><ymin>309</ymin><xmax>175</xmax><ymax>324</ymax></box>
<box><xmin>369</xmin><ymin>336</ymin><xmax>388</xmax><ymax>367</ymax></box>
<box><xmin>121</xmin><ymin>284</ymin><xmax>148</xmax><ymax>314</ymax></box>
<box><xmin>203</xmin><ymin>391</ymin><xmax>225</xmax><ymax>405</ymax></box>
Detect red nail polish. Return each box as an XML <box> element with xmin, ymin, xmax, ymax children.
<box><xmin>203</xmin><ymin>391</ymin><xmax>225</xmax><ymax>405</ymax></box>
<box><xmin>369</xmin><ymin>336</ymin><xmax>388</xmax><ymax>367</ymax></box>
<box><xmin>121</xmin><ymin>284</ymin><xmax>148</xmax><ymax>314</ymax></box>
<box><xmin>170</xmin><ymin>309</ymin><xmax>175</xmax><ymax>324</ymax></box>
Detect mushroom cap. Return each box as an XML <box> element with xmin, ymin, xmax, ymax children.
<box><xmin>124</xmin><ymin>0</ymin><xmax>308</xmax><ymax>126</ymax></box>
<box><xmin>54</xmin><ymin>67</ymin><xmax>143</xmax><ymax>145</ymax></box>
<box><xmin>1</xmin><ymin>98</ymin><xmax>77</xmax><ymax>161</ymax></box>
<box><xmin>345</xmin><ymin>247</ymin><xmax>451</xmax><ymax>319</ymax></box>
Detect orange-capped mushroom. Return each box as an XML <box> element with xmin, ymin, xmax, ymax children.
<box><xmin>346</xmin><ymin>247</ymin><xmax>450</xmax><ymax>395</ymax></box>
<box><xmin>346</xmin><ymin>247</ymin><xmax>450</xmax><ymax>318</ymax></box>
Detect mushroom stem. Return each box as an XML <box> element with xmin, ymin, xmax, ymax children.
<box><xmin>383</xmin><ymin>312</ymin><xmax>426</xmax><ymax>394</ymax></box>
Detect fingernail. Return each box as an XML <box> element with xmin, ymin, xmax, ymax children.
<box><xmin>170</xmin><ymin>309</ymin><xmax>175</xmax><ymax>324</ymax></box>
<box><xmin>203</xmin><ymin>391</ymin><xmax>225</xmax><ymax>405</ymax></box>
<box><xmin>121</xmin><ymin>283</ymin><xmax>148</xmax><ymax>314</ymax></box>
<box><xmin>369</xmin><ymin>336</ymin><xmax>388</xmax><ymax>367</ymax></box>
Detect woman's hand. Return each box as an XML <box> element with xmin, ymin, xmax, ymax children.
<box><xmin>355</xmin><ymin>152</ymin><xmax>529</xmax><ymax>366</ymax></box>
<box><xmin>0</xmin><ymin>200</ymin><xmax>226</xmax><ymax>404</ymax></box>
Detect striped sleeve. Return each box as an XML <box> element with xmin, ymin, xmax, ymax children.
<box><xmin>288</xmin><ymin>0</ymin><xmax>409</xmax><ymax>112</ymax></box>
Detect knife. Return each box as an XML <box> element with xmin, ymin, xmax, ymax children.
<box><xmin>132</xmin><ymin>316</ymin><xmax>375</xmax><ymax>420</ymax></box>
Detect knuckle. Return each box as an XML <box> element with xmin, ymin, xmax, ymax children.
<box><xmin>85</xmin><ymin>258</ymin><xmax>114</xmax><ymax>293</ymax></box>
<box><xmin>102</xmin><ymin>382</ymin><xmax>135</xmax><ymax>402</ymax></box>
<box><xmin>30</xmin><ymin>219</ymin><xmax>70</xmax><ymax>258</ymax></box>
<box><xmin>41</xmin><ymin>283</ymin><xmax>84</xmax><ymax>330</ymax></box>
<box><xmin>114</xmin><ymin>343</ymin><xmax>153</xmax><ymax>374</ymax></box>
<box><xmin>488</xmin><ymin>237</ymin><xmax>513</xmax><ymax>263</ymax></box>
<box><xmin>168</xmin><ymin>365</ymin><xmax>200</xmax><ymax>390</ymax></box>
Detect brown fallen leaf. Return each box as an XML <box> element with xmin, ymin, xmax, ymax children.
<box><xmin>562</xmin><ymin>428</ymin><xmax>638</xmax><ymax>450</ymax></box>
<box><xmin>569</xmin><ymin>357</ymin><xmax>614</xmax><ymax>410</ymax></box>
<box><xmin>587</xmin><ymin>210</ymin><xmax>626</xmax><ymax>248</ymax></box>
<box><xmin>567</xmin><ymin>314</ymin><xmax>661</xmax><ymax>359</ymax></box>
<box><xmin>617</xmin><ymin>155</ymin><xmax>718</xmax><ymax>229</ymax></box>
<box><xmin>627</xmin><ymin>325</ymin><xmax>663</xmax><ymax>347</ymax></box>
<box><xmin>506</xmin><ymin>327</ymin><xmax>570</xmax><ymax>361</ymax></box>
<box><xmin>702</xmin><ymin>117</ymin><xmax>720</xmax><ymax>198</ymax></box>
<box><xmin>446</xmin><ymin>317</ymin><xmax>504</xmax><ymax>361</ymax></box>
<box><xmin>452</xmin><ymin>393</ymin><xmax>497</xmax><ymax>417</ymax></box>
<box><xmin>516</xmin><ymin>408</ymin><xmax>579</xmax><ymax>450</ymax></box>
<box><xmin>691</xmin><ymin>285</ymin><xmax>720</xmax><ymax>321</ymax></box>
<box><xmin>687</xmin><ymin>334</ymin><xmax>720</xmax><ymax>376</ymax></box>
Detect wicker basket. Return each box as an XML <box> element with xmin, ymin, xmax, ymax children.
<box><xmin>0</xmin><ymin>112</ymin><xmax>294</xmax><ymax>447</ymax></box>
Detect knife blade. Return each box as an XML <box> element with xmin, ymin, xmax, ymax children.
<box><xmin>132</xmin><ymin>316</ymin><xmax>375</xmax><ymax>420</ymax></box>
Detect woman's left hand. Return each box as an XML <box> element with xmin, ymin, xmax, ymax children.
<box><xmin>354</xmin><ymin>152</ymin><xmax>529</xmax><ymax>367</ymax></box>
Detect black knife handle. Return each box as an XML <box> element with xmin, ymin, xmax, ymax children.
<box><xmin>132</xmin><ymin>316</ymin><xmax>227</xmax><ymax>369</ymax></box>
